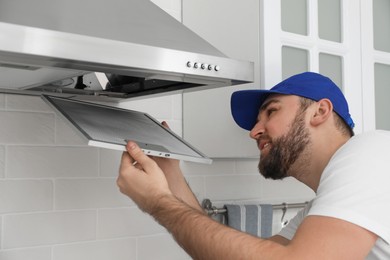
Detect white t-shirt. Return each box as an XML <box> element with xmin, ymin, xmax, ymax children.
<box><xmin>278</xmin><ymin>130</ymin><xmax>390</xmax><ymax>259</ymax></box>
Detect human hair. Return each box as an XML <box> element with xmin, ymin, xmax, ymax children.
<box><xmin>298</xmin><ymin>97</ymin><xmax>354</xmax><ymax>137</ymax></box>
<box><xmin>333</xmin><ymin>112</ymin><xmax>355</xmax><ymax>137</ymax></box>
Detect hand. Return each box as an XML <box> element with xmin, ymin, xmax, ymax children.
<box><xmin>117</xmin><ymin>141</ymin><xmax>173</xmax><ymax>214</ymax></box>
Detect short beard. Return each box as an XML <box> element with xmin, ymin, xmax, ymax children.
<box><xmin>258</xmin><ymin>110</ymin><xmax>310</xmax><ymax>180</ymax></box>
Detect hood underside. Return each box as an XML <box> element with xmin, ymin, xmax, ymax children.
<box><xmin>0</xmin><ymin>0</ymin><xmax>253</xmax><ymax>101</ymax></box>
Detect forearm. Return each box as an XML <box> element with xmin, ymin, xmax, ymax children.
<box><xmin>162</xmin><ymin>164</ymin><xmax>203</xmax><ymax>212</ymax></box>
<box><xmin>155</xmin><ymin>121</ymin><xmax>203</xmax><ymax>211</ymax></box>
<box><xmin>151</xmin><ymin>194</ymin><xmax>289</xmax><ymax>260</ymax></box>
<box><xmin>119</xmin><ymin>142</ymin><xmax>289</xmax><ymax>259</ymax></box>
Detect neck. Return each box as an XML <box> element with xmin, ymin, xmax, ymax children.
<box><xmin>291</xmin><ymin>132</ymin><xmax>351</xmax><ymax>192</ymax></box>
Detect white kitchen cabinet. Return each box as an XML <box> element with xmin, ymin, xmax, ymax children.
<box><xmin>183</xmin><ymin>0</ymin><xmax>389</xmax><ymax>158</ymax></box>
<box><xmin>275</xmin><ymin>0</ymin><xmax>363</xmax><ymax>131</ymax></box>
<box><xmin>182</xmin><ymin>0</ymin><xmax>260</xmax><ymax>158</ymax></box>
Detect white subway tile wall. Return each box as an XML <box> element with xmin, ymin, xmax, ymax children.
<box><xmin>7</xmin><ymin>146</ymin><xmax>99</xmax><ymax>178</ymax></box>
<box><xmin>4</xmin><ymin>210</ymin><xmax>96</xmax><ymax>249</ymax></box>
<box><xmin>0</xmin><ymin>111</ymin><xmax>55</xmax><ymax>144</ymax></box>
<box><xmin>0</xmin><ymin>216</ymin><xmax>2</xmax><ymax>250</ymax></box>
<box><xmin>0</xmin><ymin>94</ymin><xmax>6</xmax><ymax>109</ymax></box>
<box><xmin>97</xmin><ymin>208</ymin><xmax>166</xmax><ymax>239</ymax></box>
<box><xmin>137</xmin><ymin>234</ymin><xmax>190</xmax><ymax>260</ymax></box>
<box><xmin>0</xmin><ymin>146</ymin><xmax>4</xmax><ymax>178</ymax></box>
<box><xmin>0</xmin><ymin>180</ymin><xmax>53</xmax><ymax>214</ymax></box>
<box><xmin>0</xmin><ymin>247</ymin><xmax>52</xmax><ymax>260</ymax></box>
<box><xmin>0</xmin><ymin>91</ymin><xmax>197</xmax><ymax>259</ymax></box>
<box><xmin>0</xmin><ymin>1</ymin><xmax>314</xmax><ymax>259</ymax></box>
<box><xmin>52</xmin><ymin>238</ymin><xmax>137</xmax><ymax>260</ymax></box>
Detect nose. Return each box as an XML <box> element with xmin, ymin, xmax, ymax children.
<box><xmin>249</xmin><ymin>120</ymin><xmax>264</xmax><ymax>140</ymax></box>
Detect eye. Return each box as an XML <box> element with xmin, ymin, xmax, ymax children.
<box><xmin>266</xmin><ymin>107</ymin><xmax>277</xmax><ymax>116</ymax></box>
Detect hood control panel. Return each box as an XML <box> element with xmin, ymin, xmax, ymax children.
<box><xmin>187</xmin><ymin>61</ymin><xmax>220</xmax><ymax>71</ymax></box>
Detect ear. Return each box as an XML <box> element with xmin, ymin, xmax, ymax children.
<box><xmin>310</xmin><ymin>98</ymin><xmax>333</xmax><ymax>127</ymax></box>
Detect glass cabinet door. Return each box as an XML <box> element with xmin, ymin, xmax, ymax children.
<box><xmin>318</xmin><ymin>0</ymin><xmax>342</xmax><ymax>42</ymax></box>
<box><xmin>263</xmin><ymin>0</ymin><xmax>362</xmax><ymax>132</ymax></box>
<box><xmin>372</xmin><ymin>0</ymin><xmax>390</xmax><ymax>130</ymax></box>
<box><xmin>374</xmin><ymin>63</ymin><xmax>390</xmax><ymax>130</ymax></box>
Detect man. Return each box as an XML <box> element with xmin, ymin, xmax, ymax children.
<box><xmin>117</xmin><ymin>72</ymin><xmax>390</xmax><ymax>259</ymax></box>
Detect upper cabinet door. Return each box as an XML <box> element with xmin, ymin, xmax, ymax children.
<box><xmin>361</xmin><ymin>0</ymin><xmax>390</xmax><ymax>131</ymax></box>
<box><xmin>263</xmin><ymin>0</ymin><xmax>363</xmax><ymax>132</ymax></box>
<box><xmin>182</xmin><ymin>0</ymin><xmax>260</xmax><ymax>158</ymax></box>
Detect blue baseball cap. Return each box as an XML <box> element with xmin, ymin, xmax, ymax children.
<box><xmin>231</xmin><ymin>72</ymin><xmax>355</xmax><ymax>131</ymax></box>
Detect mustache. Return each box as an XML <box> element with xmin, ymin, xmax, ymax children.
<box><xmin>256</xmin><ymin>135</ymin><xmax>272</xmax><ymax>147</ymax></box>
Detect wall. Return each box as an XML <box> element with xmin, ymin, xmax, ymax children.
<box><xmin>0</xmin><ymin>1</ymin><xmax>314</xmax><ymax>260</ymax></box>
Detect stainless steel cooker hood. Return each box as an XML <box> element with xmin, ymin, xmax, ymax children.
<box><xmin>0</xmin><ymin>0</ymin><xmax>254</xmax><ymax>100</ymax></box>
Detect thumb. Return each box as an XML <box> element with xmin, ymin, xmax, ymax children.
<box><xmin>126</xmin><ymin>141</ymin><xmax>157</xmax><ymax>172</ymax></box>
<box><xmin>161</xmin><ymin>121</ymin><xmax>170</xmax><ymax>129</ymax></box>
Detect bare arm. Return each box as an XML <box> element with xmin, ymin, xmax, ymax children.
<box><xmin>117</xmin><ymin>141</ymin><xmax>378</xmax><ymax>260</ymax></box>
<box><xmin>149</xmin><ymin>121</ymin><xmax>202</xmax><ymax>211</ymax></box>
<box><xmin>151</xmin><ymin>155</ymin><xmax>202</xmax><ymax>211</ymax></box>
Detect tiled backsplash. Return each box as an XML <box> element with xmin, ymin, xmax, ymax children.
<box><xmin>0</xmin><ymin>1</ymin><xmax>314</xmax><ymax>259</ymax></box>
<box><xmin>0</xmin><ymin>91</ymin><xmax>314</xmax><ymax>259</ymax></box>
<box><xmin>0</xmin><ymin>93</ymin><xmax>192</xmax><ymax>260</ymax></box>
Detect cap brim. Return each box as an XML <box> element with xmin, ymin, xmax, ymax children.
<box><xmin>231</xmin><ymin>89</ymin><xmax>275</xmax><ymax>131</ymax></box>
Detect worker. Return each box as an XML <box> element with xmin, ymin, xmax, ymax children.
<box><xmin>117</xmin><ymin>72</ymin><xmax>390</xmax><ymax>259</ymax></box>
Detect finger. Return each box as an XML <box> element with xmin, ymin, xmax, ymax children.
<box><xmin>120</xmin><ymin>151</ymin><xmax>135</xmax><ymax>168</ymax></box>
<box><xmin>133</xmin><ymin>161</ymin><xmax>143</xmax><ymax>170</ymax></box>
<box><xmin>161</xmin><ymin>121</ymin><xmax>170</xmax><ymax>129</ymax></box>
<box><xmin>117</xmin><ymin>152</ymin><xmax>133</xmax><ymax>190</ymax></box>
<box><xmin>126</xmin><ymin>141</ymin><xmax>157</xmax><ymax>173</ymax></box>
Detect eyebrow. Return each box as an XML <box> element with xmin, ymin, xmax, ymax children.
<box><xmin>259</xmin><ymin>98</ymin><xmax>281</xmax><ymax>112</ymax></box>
